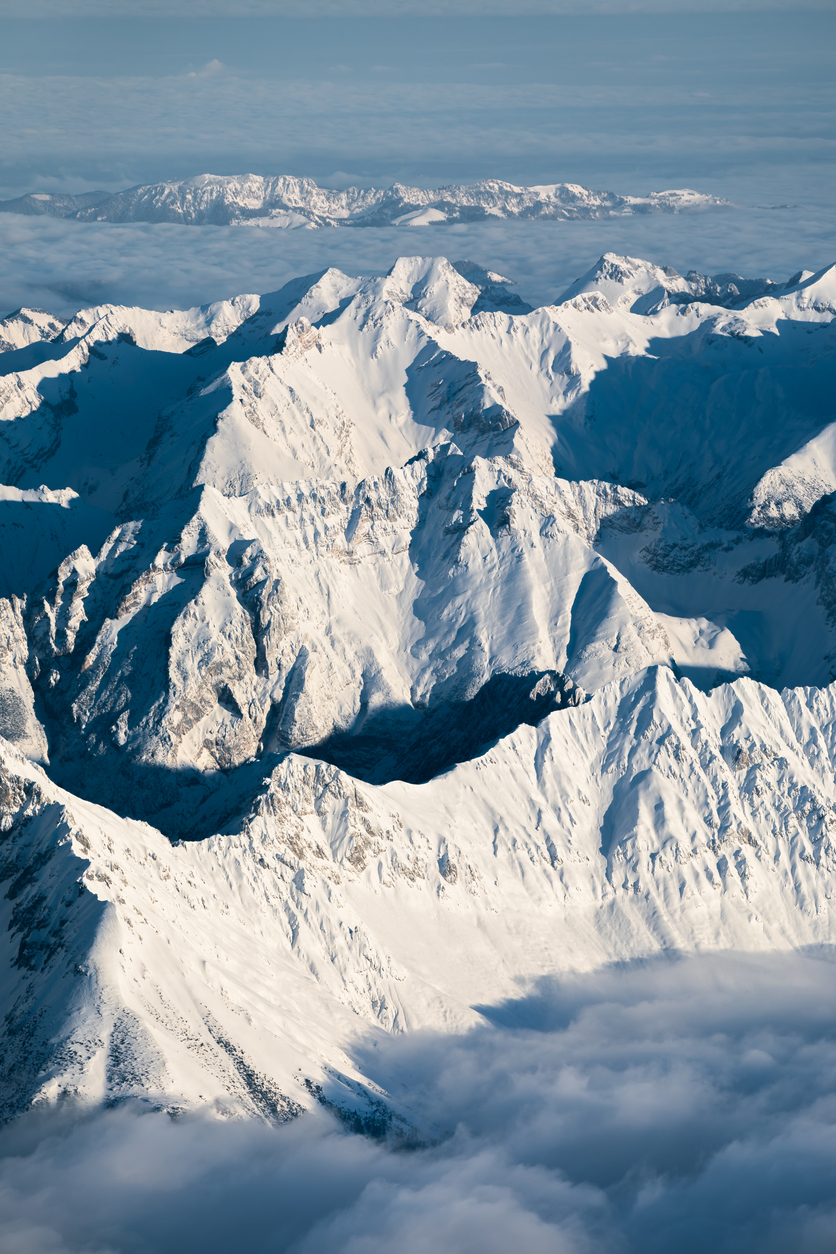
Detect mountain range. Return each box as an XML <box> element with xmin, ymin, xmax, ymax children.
<box><xmin>1</xmin><ymin>248</ymin><xmax>835</xmax><ymax>1128</ymax></box>
<box><xmin>0</xmin><ymin>175</ymin><xmax>729</xmax><ymax>228</ymax></box>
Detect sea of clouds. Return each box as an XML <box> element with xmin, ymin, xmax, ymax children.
<box><xmin>3</xmin><ymin>950</ymin><xmax>836</xmax><ymax>1254</ymax></box>
<box><xmin>1</xmin><ymin>204</ymin><xmax>832</xmax><ymax>322</ymax></box>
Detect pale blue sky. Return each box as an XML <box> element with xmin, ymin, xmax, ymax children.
<box><xmin>0</xmin><ymin>8</ymin><xmax>832</xmax><ymax>315</ymax></box>
<box><xmin>0</xmin><ymin>12</ymin><xmax>832</xmax><ymax>203</ymax></box>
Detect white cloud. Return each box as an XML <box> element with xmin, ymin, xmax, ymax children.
<box><xmin>0</xmin><ymin>206</ymin><xmax>831</xmax><ymax>321</ymax></box>
<box><xmin>2</xmin><ymin>951</ymin><xmax>836</xmax><ymax>1253</ymax></box>
<box><xmin>187</xmin><ymin>59</ymin><xmax>226</xmax><ymax>78</ymax></box>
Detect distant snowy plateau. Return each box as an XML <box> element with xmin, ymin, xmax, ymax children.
<box><xmin>0</xmin><ymin>173</ymin><xmax>727</xmax><ymax>228</ymax></box>
<box><xmin>1</xmin><ymin>249</ymin><xmax>836</xmax><ymax>1129</ymax></box>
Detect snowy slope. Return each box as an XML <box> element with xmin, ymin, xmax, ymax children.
<box><xmin>0</xmin><ymin>308</ymin><xmax>68</xmax><ymax>353</ymax></box>
<box><xmin>4</xmin><ymin>664</ymin><xmax>836</xmax><ymax>1123</ymax></box>
<box><xmin>0</xmin><ymin>175</ymin><xmax>729</xmax><ymax>228</ymax></box>
<box><xmin>1</xmin><ymin>249</ymin><xmax>836</xmax><ymax>1124</ymax></box>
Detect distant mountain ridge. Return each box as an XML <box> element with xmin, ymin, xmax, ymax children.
<box><xmin>0</xmin><ymin>174</ymin><xmax>730</xmax><ymax>229</ymax></box>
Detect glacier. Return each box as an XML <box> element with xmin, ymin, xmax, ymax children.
<box><xmin>1</xmin><ymin>249</ymin><xmax>836</xmax><ymax>1131</ymax></box>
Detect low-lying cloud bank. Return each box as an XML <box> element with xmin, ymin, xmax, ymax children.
<box><xmin>3</xmin><ymin>950</ymin><xmax>836</xmax><ymax>1253</ymax></box>
<box><xmin>0</xmin><ymin>204</ymin><xmax>832</xmax><ymax>319</ymax></box>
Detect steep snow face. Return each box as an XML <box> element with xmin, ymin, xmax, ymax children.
<box><xmin>2</xmin><ymin>249</ymin><xmax>836</xmax><ymax>1123</ymax></box>
<box><xmin>0</xmin><ymin>175</ymin><xmax>730</xmax><ymax>228</ymax></box>
<box><xmin>22</xmin><ymin>457</ymin><xmax>665</xmax><ymax>836</ymax></box>
<box><xmin>4</xmin><ymin>665</ymin><xmax>836</xmax><ymax>1121</ymax></box>
<box><xmin>546</xmin><ymin>259</ymin><xmax>836</xmax><ymax>530</ymax></box>
<box><xmin>0</xmin><ymin>252</ymin><xmax>835</xmax><ymax>830</ymax></box>
<box><xmin>0</xmin><ymin>309</ymin><xmax>68</xmax><ymax>353</ymax></box>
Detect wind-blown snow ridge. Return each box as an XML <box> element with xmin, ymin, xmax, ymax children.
<box><xmin>0</xmin><ymin>175</ymin><xmax>730</xmax><ymax>229</ymax></box>
<box><xmin>1</xmin><ymin>249</ymin><xmax>835</xmax><ymax>1125</ymax></box>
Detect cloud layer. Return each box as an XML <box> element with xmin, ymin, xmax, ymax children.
<box><xmin>0</xmin><ymin>204</ymin><xmax>831</xmax><ymax>321</ymax></box>
<box><xmin>2</xmin><ymin>950</ymin><xmax>836</xmax><ymax>1254</ymax></box>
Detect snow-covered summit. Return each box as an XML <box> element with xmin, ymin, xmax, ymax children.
<box><xmin>557</xmin><ymin>251</ymin><xmax>799</xmax><ymax>312</ymax></box>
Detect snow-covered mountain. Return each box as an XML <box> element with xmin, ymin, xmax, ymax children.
<box><xmin>0</xmin><ymin>175</ymin><xmax>729</xmax><ymax>228</ymax></box>
<box><xmin>1</xmin><ymin>250</ymin><xmax>835</xmax><ymax>1126</ymax></box>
